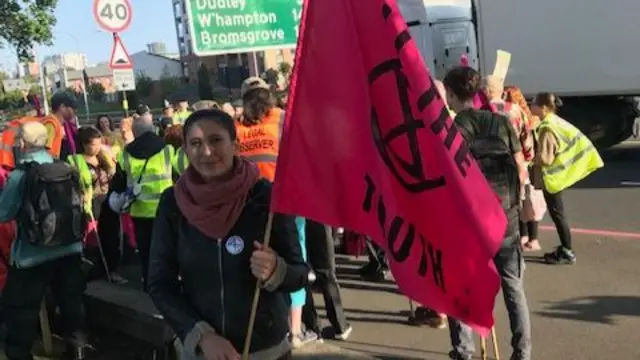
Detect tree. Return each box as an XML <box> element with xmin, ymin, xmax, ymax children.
<box><xmin>0</xmin><ymin>0</ymin><xmax>58</xmax><ymax>60</ymax></box>
<box><xmin>135</xmin><ymin>73</ymin><xmax>154</xmax><ymax>98</ymax></box>
<box><xmin>159</xmin><ymin>75</ymin><xmax>181</xmax><ymax>100</ymax></box>
<box><xmin>197</xmin><ymin>64</ymin><xmax>214</xmax><ymax>100</ymax></box>
<box><xmin>87</xmin><ymin>82</ymin><xmax>106</xmax><ymax>102</ymax></box>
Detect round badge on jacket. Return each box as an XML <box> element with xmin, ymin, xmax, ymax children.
<box><xmin>225</xmin><ymin>236</ymin><xmax>245</xmax><ymax>255</ymax></box>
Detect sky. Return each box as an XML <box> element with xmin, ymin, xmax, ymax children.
<box><xmin>0</xmin><ymin>0</ymin><xmax>178</xmax><ymax>74</ymax></box>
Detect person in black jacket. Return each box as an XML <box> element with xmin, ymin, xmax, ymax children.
<box><xmin>148</xmin><ymin>109</ymin><xmax>309</xmax><ymax>360</ymax></box>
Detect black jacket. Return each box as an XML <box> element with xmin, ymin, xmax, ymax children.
<box><xmin>147</xmin><ymin>180</ymin><xmax>308</xmax><ymax>355</ymax></box>
<box><xmin>110</xmin><ymin>131</ymin><xmax>167</xmax><ymax>193</ymax></box>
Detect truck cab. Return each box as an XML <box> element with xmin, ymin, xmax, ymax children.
<box><xmin>398</xmin><ymin>0</ymin><xmax>478</xmax><ymax>79</ymax></box>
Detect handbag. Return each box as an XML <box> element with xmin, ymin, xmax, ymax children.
<box><xmin>520</xmin><ymin>183</ymin><xmax>547</xmax><ymax>222</ymax></box>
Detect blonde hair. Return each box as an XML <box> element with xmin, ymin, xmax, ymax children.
<box><xmin>20</xmin><ymin>121</ymin><xmax>48</xmax><ymax>148</ymax></box>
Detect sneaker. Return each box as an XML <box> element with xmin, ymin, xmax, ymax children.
<box><xmin>544</xmin><ymin>246</ymin><xmax>576</xmax><ymax>265</ymax></box>
<box><xmin>448</xmin><ymin>350</ymin><xmax>472</xmax><ymax>360</ymax></box>
<box><xmin>290</xmin><ymin>330</ymin><xmax>318</xmax><ymax>349</ymax></box>
<box><xmin>408</xmin><ymin>307</ymin><xmax>447</xmax><ymax>329</ymax></box>
<box><xmin>334</xmin><ymin>324</ymin><xmax>352</xmax><ymax>341</ymax></box>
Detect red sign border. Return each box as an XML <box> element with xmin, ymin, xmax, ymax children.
<box><xmin>109</xmin><ymin>34</ymin><xmax>133</xmax><ymax>70</ymax></box>
<box><xmin>93</xmin><ymin>0</ymin><xmax>133</xmax><ymax>33</ymax></box>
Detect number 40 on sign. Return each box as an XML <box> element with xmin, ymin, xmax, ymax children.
<box><xmin>93</xmin><ymin>0</ymin><xmax>133</xmax><ymax>33</ymax></box>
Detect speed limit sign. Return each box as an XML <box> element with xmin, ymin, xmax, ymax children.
<box><xmin>93</xmin><ymin>0</ymin><xmax>132</xmax><ymax>33</ymax></box>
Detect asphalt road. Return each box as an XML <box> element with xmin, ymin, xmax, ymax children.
<box><xmin>308</xmin><ymin>141</ymin><xmax>640</xmax><ymax>360</ymax></box>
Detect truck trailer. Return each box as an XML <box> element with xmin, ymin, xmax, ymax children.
<box><xmin>397</xmin><ymin>0</ymin><xmax>640</xmax><ymax>148</ymax></box>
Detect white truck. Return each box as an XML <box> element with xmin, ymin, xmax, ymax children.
<box><xmin>397</xmin><ymin>0</ymin><xmax>640</xmax><ymax>148</ymax></box>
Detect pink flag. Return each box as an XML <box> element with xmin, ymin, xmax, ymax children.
<box><xmin>272</xmin><ymin>0</ymin><xmax>507</xmax><ymax>335</ymax></box>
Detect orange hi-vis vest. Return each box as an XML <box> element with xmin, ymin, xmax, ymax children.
<box><xmin>0</xmin><ymin>115</ymin><xmax>63</xmax><ymax>169</ymax></box>
<box><xmin>236</xmin><ymin>108</ymin><xmax>285</xmax><ymax>182</ymax></box>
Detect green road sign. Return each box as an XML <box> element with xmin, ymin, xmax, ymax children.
<box><xmin>186</xmin><ymin>0</ymin><xmax>302</xmax><ymax>56</ymax></box>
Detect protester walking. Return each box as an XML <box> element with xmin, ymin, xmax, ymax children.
<box><xmin>443</xmin><ymin>66</ymin><xmax>531</xmax><ymax>360</ymax></box>
<box><xmin>302</xmin><ymin>220</ymin><xmax>353</xmax><ymax>341</ymax></box>
<box><xmin>531</xmin><ymin>92</ymin><xmax>604</xmax><ymax>265</ymax></box>
<box><xmin>68</xmin><ymin>126</ymin><xmax>126</xmax><ymax>284</ymax></box>
<box><xmin>0</xmin><ymin>122</ymin><xmax>87</xmax><ymax>360</ymax></box>
<box><xmin>148</xmin><ymin>109</ymin><xmax>309</xmax><ymax>360</ymax></box>
<box><xmin>108</xmin><ymin>113</ymin><xmax>174</xmax><ymax>289</ymax></box>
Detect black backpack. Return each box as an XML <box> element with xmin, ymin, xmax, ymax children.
<box><xmin>468</xmin><ymin>115</ymin><xmax>521</xmax><ymax>223</ymax></box>
<box><xmin>18</xmin><ymin>161</ymin><xmax>85</xmax><ymax>247</ymax></box>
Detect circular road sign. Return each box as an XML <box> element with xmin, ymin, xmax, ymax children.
<box><xmin>93</xmin><ymin>0</ymin><xmax>133</xmax><ymax>33</ymax></box>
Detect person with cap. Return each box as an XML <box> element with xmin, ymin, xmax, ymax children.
<box><xmin>173</xmin><ymin>99</ymin><xmax>192</xmax><ymax>125</ymax></box>
<box><xmin>108</xmin><ymin>112</ymin><xmax>175</xmax><ymax>290</ymax></box>
<box><xmin>157</xmin><ymin>101</ymin><xmax>175</xmax><ymax>138</ymax></box>
<box><xmin>51</xmin><ymin>91</ymin><xmax>80</xmax><ymax>161</ymax></box>
<box><xmin>0</xmin><ymin>121</ymin><xmax>87</xmax><ymax>360</ymax></box>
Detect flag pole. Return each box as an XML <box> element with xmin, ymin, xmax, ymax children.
<box><xmin>242</xmin><ymin>212</ymin><xmax>275</xmax><ymax>360</ymax></box>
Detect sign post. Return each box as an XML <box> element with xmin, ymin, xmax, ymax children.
<box><xmin>94</xmin><ymin>0</ymin><xmax>133</xmax><ymax>117</ymax></box>
<box><xmin>184</xmin><ymin>0</ymin><xmax>302</xmax><ymax>57</ymax></box>
<box><xmin>108</xmin><ymin>33</ymin><xmax>135</xmax><ymax>117</ymax></box>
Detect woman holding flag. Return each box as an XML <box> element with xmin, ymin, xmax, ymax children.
<box><xmin>148</xmin><ymin>109</ymin><xmax>309</xmax><ymax>360</ymax></box>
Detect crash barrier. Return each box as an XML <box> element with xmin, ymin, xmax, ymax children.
<box><xmin>83</xmin><ymin>280</ymin><xmax>179</xmax><ymax>360</ymax></box>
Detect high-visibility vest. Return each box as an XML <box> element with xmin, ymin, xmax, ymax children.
<box><xmin>41</xmin><ymin>115</ymin><xmax>63</xmax><ymax>158</ymax></box>
<box><xmin>0</xmin><ymin>116</ymin><xmax>63</xmax><ymax>169</ymax></box>
<box><xmin>118</xmin><ymin>146</ymin><xmax>174</xmax><ymax>218</ymax></box>
<box><xmin>67</xmin><ymin>154</ymin><xmax>93</xmax><ymax>214</ymax></box>
<box><xmin>172</xmin><ymin>147</ymin><xmax>189</xmax><ymax>176</ymax></box>
<box><xmin>236</xmin><ymin>108</ymin><xmax>285</xmax><ymax>182</ymax></box>
<box><xmin>536</xmin><ymin>114</ymin><xmax>604</xmax><ymax>193</ymax></box>
<box><xmin>174</xmin><ymin>110</ymin><xmax>192</xmax><ymax>125</ymax></box>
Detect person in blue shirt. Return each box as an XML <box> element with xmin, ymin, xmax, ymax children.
<box><xmin>1</xmin><ymin>121</ymin><xmax>86</xmax><ymax>360</ymax></box>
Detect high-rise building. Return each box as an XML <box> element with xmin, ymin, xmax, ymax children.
<box><xmin>147</xmin><ymin>42</ymin><xmax>168</xmax><ymax>55</ymax></box>
<box><xmin>42</xmin><ymin>52</ymin><xmax>88</xmax><ymax>74</ymax></box>
<box><xmin>16</xmin><ymin>62</ymin><xmax>38</xmax><ymax>78</ymax></box>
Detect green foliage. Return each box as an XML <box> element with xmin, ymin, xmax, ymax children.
<box><xmin>0</xmin><ymin>0</ymin><xmax>58</xmax><ymax>60</ymax></box>
<box><xmin>159</xmin><ymin>75</ymin><xmax>181</xmax><ymax>100</ymax></box>
<box><xmin>197</xmin><ymin>64</ymin><xmax>214</xmax><ymax>100</ymax></box>
<box><xmin>135</xmin><ymin>73</ymin><xmax>154</xmax><ymax>98</ymax></box>
<box><xmin>0</xmin><ymin>90</ymin><xmax>26</xmax><ymax>110</ymax></box>
<box><xmin>87</xmin><ymin>82</ymin><xmax>106</xmax><ymax>102</ymax></box>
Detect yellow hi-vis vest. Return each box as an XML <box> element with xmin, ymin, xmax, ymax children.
<box><xmin>537</xmin><ymin>114</ymin><xmax>604</xmax><ymax>193</ymax></box>
<box><xmin>67</xmin><ymin>154</ymin><xmax>93</xmax><ymax>214</ymax></box>
<box><xmin>171</xmin><ymin>147</ymin><xmax>189</xmax><ymax>176</ymax></box>
<box><xmin>118</xmin><ymin>146</ymin><xmax>174</xmax><ymax>218</ymax></box>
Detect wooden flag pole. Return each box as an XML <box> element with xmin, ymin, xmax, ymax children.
<box><xmin>242</xmin><ymin>212</ymin><xmax>275</xmax><ymax>360</ymax></box>
<box><xmin>480</xmin><ymin>326</ymin><xmax>500</xmax><ymax>360</ymax></box>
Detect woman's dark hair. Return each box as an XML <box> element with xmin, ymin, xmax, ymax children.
<box><xmin>95</xmin><ymin>114</ymin><xmax>114</xmax><ymax>132</ymax></box>
<box><xmin>241</xmin><ymin>88</ymin><xmax>274</xmax><ymax>126</ymax></box>
<box><xmin>442</xmin><ymin>66</ymin><xmax>482</xmax><ymax>102</ymax></box>
<box><xmin>164</xmin><ymin>124</ymin><xmax>184</xmax><ymax>149</ymax></box>
<box><xmin>76</xmin><ymin>126</ymin><xmax>103</xmax><ymax>154</ymax></box>
<box><xmin>533</xmin><ymin>92</ymin><xmax>563</xmax><ymax>112</ymax></box>
<box><xmin>183</xmin><ymin>109</ymin><xmax>237</xmax><ymax>141</ymax></box>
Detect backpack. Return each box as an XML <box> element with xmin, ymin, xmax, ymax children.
<box><xmin>18</xmin><ymin>161</ymin><xmax>85</xmax><ymax>247</ymax></box>
<box><xmin>467</xmin><ymin>114</ymin><xmax>521</xmax><ymax>225</ymax></box>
